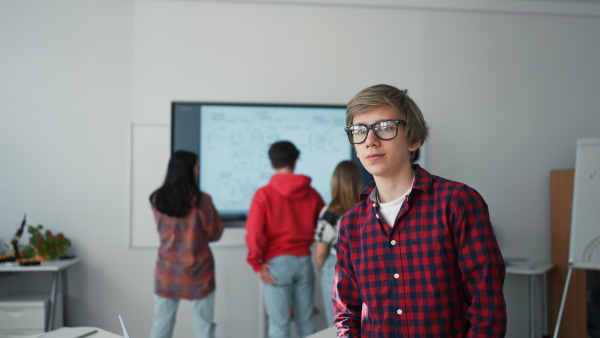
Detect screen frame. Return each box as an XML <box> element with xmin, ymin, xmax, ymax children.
<box><xmin>171</xmin><ymin>101</ymin><xmax>367</xmax><ymax>220</ymax></box>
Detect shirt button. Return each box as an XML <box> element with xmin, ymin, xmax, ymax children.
<box><xmin>375</xmin><ymin>214</ymin><xmax>380</xmax><ymax>219</ymax></box>
<box><xmin>391</xmin><ymin>240</ymin><xmax>396</xmax><ymax>245</ymax></box>
<box><xmin>397</xmin><ymin>309</ymin><xmax>403</xmax><ymax>315</ymax></box>
<box><xmin>394</xmin><ymin>273</ymin><xmax>399</xmax><ymax>279</ymax></box>
<box><xmin>372</xmin><ymin>202</ymin><xmax>377</xmax><ymax>208</ymax></box>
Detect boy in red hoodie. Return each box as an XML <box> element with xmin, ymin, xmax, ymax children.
<box><xmin>245</xmin><ymin>140</ymin><xmax>325</xmax><ymax>338</ymax></box>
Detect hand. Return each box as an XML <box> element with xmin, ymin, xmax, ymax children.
<box><xmin>258</xmin><ymin>264</ymin><xmax>276</xmax><ymax>285</ymax></box>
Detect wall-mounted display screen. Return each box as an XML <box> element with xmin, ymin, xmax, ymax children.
<box><xmin>172</xmin><ymin>102</ymin><xmax>358</xmax><ymax>220</ymax></box>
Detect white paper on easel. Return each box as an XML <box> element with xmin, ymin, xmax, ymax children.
<box><xmin>568</xmin><ymin>137</ymin><xmax>600</xmax><ymax>270</ymax></box>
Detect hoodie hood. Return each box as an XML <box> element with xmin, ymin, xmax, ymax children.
<box><xmin>269</xmin><ymin>173</ymin><xmax>313</xmax><ymax>199</ymax></box>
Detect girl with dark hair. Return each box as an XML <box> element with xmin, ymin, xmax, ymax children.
<box><xmin>314</xmin><ymin>160</ymin><xmax>362</xmax><ymax>326</ymax></box>
<box><xmin>149</xmin><ymin>151</ymin><xmax>224</xmax><ymax>338</ymax></box>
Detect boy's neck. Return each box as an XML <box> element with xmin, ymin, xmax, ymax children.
<box><xmin>275</xmin><ymin>166</ymin><xmax>294</xmax><ymax>174</ymax></box>
<box><xmin>374</xmin><ymin>164</ymin><xmax>414</xmax><ymax>203</ymax></box>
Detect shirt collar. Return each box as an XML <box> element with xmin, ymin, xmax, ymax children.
<box><xmin>360</xmin><ymin>164</ymin><xmax>433</xmax><ymax>203</ymax></box>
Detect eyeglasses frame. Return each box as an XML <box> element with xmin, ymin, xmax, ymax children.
<box><xmin>344</xmin><ymin>119</ymin><xmax>407</xmax><ymax>144</ymax></box>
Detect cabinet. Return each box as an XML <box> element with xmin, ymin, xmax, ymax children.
<box><xmin>550</xmin><ymin>169</ymin><xmax>587</xmax><ymax>337</ymax></box>
<box><xmin>0</xmin><ymin>258</ymin><xmax>78</xmax><ymax>331</ymax></box>
<box><xmin>0</xmin><ymin>293</ymin><xmax>63</xmax><ymax>338</ymax></box>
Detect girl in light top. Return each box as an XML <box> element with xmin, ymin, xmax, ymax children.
<box><xmin>314</xmin><ymin>160</ymin><xmax>362</xmax><ymax>326</ymax></box>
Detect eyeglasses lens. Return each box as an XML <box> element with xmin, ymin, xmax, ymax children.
<box><xmin>348</xmin><ymin>125</ymin><xmax>367</xmax><ymax>144</ymax></box>
<box><xmin>374</xmin><ymin>121</ymin><xmax>398</xmax><ymax>140</ymax></box>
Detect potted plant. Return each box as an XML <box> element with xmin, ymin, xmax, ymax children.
<box><xmin>24</xmin><ymin>225</ymin><xmax>71</xmax><ymax>261</ymax></box>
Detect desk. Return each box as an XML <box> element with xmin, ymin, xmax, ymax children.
<box><xmin>506</xmin><ymin>262</ymin><xmax>554</xmax><ymax>338</ymax></box>
<box><xmin>23</xmin><ymin>327</ymin><xmax>122</xmax><ymax>338</ymax></box>
<box><xmin>0</xmin><ymin>258</ymin><xmax>80</xmax><ymax>331</ymax></box>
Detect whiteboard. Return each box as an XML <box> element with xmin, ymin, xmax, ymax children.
<box><xmin>130</xmin><ymin>124</ymin><xmax>170</xmax><ymax>248</ymax></box>
<box><xmin>568</xmin><ymin>137</ymin><xmax>600</xmax><ymax>270</ymax></box>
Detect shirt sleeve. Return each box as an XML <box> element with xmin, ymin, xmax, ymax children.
<box><xmin>200</xmin><ymin>193</ymin><xmax>224</xmax><ymax>242</ymax></box>
<box><xmin>332</xmin><ymin>213</ymin><xmax>362</xmax><ymax>337</ymax></box>
<box><xmin>315</xmin><ymin>207</ymin><xmax>338</xmax><ymax>244</ymax></box>
<box><xmin>452</xmin><ymin>186</ymin><xmax>507</xmax><ymax>337</ymax></box>
<box><xmin>245</xmin><ymin>190</ymin><xmax>268</xmax><ymax>273</ymax></box>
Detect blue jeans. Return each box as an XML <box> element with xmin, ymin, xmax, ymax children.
<box><xmin>149</xmin><ymin>292</ymin><xmax>216</xmax><ymax>338</ymax></box>
<box><xmin>320</xmin><ymin>254</ymin><xmax>336</xmax><ymax>327</ymax></box>
<box><xmin>263</xmin><ymin>255</ymin><xmax>315</xmax><ymax>338</ymax></box>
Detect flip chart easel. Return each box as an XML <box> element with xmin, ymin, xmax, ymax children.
<box><xmin>553</xmin><ymin>137</ymin><xmax>600</xmax><ymax>337</ymax></box>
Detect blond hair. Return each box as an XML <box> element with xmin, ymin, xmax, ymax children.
<box><xmin>346</xmin><ymin>84</ymin><xmax>429</xmax><ymax>153</ymax></box>
<box><xmin>327</xmin><ymin>161</ymin><xmax>363</xmax><ymax>217</ymax></box>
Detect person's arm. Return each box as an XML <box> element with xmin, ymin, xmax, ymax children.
<box><xmin>258</xmin><ymin>263</ymin><xmax>276</xmax><ymax>285</ymax></box>
<box><xmin>201</xmin><ymin>193</ymin><xmax>224</xmax><ymax>242</ymax></box>
<box><xmin>245</xmin><ymin>191</ymin><xmax>268</xmax><ymax>273</ymax></box>
<box><xmin>314</xmin><ymin>242</ymin><xmax>329</xmax><ymax>271</ymax></box>
<box><xmin>332</xmin><ymin>215</ymin><xmax>362</xmax><ymax>337</ymax></box>
<box><xmin>314</xmin><ymin>207</ymin><xmax>333</xmax><ymax>271</ymax></box>
<box><xmin>452</xmin><ymin>186</ymin><xmax>507</xmax><ymax>337</ymax></box>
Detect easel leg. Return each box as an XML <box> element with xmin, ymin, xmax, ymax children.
<box><xmin>552</xmin><ymin>266</ymin><xmax>573</xmax><ymax>338</ymax></box>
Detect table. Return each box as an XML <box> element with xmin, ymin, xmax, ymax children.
<box><xmin>0</xmin><ymin>258</ymin><xmax>80</xmax><ymax>331</ymax></box>
<box><xmin>506</xmin><ymin>262</ymin><xmax>554</xmax><ymax>338</ymax></box>
<box><xmin>23</xmin><ymin>327</ymin><xmax>122</xmax><ymax>338</ymax></box>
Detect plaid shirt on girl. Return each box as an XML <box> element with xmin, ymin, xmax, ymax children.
<box><xmin>153</xmin><ymin>192</ymin><xmax>223</xmax><ymax>300</ymax></box>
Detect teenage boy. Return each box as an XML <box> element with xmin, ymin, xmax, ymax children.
<box><xmin>333</xmin><ymin>84</ymin><xmax>506</xmax><ymax>337</ymax></box>
<box><xmin>246</xmin><ymin>140</ymin><xmax>325</xmax><ymax>338</ymax></box>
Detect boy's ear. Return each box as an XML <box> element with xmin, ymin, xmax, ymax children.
<box><xmin>408</xmin><ymin>141</ymin><xmax>421</xmax><ymax>152</ymax></box>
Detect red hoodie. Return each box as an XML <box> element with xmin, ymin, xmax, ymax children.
<box><xmin>245</xmin><ymin>173</ymin><xmax>325</xmax><ymax>272</ymax></box>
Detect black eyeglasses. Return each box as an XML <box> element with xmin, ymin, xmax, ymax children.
<box><xmin>344</xmin><ymin>119</ymin><xmax>406</xmax><ymax>144</ymax></box>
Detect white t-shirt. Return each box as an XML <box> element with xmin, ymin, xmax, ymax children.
<box><xmin>377</xmin><ymin>181</ymin><xmax>413</xmax><ymax>228</ymax></box>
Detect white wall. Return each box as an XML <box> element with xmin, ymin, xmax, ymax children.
<box><xmin>1</xmin><ymin>0</ymin><xmax>600</xmax><ymax>337</ymax></box>
<box><xmin>0</xmin><ymin>0</ymin><xmax>138</xmax><ymax>334</ymax></box>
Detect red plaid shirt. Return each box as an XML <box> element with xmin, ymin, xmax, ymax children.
<box><xmin>153</xmin><ymin>192</ymin><xmax>224</xmax><ymax>300</ymax></box>
<box><xmin>333</xmin><ymin>165</ymin><xmax>506</xmax><ymax>337</ymax></box>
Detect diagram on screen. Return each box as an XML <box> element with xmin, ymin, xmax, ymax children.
<box><xmin>199</xmin><ymin>105</ymin><xmax>349</xmax><ymax>216</ymax></box>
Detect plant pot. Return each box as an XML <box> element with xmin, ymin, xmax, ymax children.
<box><xmin>33</xmin><ymin>248</ymin><xmax>56</xmax><ymax>261</ymax></box>
<box><xmin>35</xmin><ymin>253</ymin><xmax>52</xmax><ymax>261</ymax></box>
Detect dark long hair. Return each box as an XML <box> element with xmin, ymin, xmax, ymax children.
<box><xmin>150</xmin><ymin>150</ymin><xmax>200</xmax><ymax>217</ymax></box>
